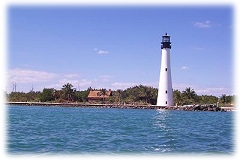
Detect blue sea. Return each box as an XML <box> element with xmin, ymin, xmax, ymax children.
<box><xmin>7</xmin><ymin>105</ymin><xmax>234</xmax><ymax>155</ymax></box>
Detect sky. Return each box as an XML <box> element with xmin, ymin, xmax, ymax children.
<box><xmin>6</xmin><ymin>5</ymin><xmax>233</xmax><ymax>96</ymax></box>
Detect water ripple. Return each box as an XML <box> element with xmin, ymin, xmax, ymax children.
<box><xmin>7</xmin><ymin>106</ymin><xmax>234</xmax><ymax>154</ymax></box>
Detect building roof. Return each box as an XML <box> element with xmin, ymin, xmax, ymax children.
<box><xmin>87</xmin><ymin>90</ymin><xmax>112</xmax><ymax>99</ymax></box>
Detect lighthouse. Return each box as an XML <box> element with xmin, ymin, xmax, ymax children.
<box><xmin>157</xmin><ymin>33</ymin><xmax>173</xmax><ymax>106</ymax></box>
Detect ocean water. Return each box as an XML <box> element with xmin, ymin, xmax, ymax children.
<box><xmin>7</xmin><ymin>105</ymin><xmax>234</xmax><ymax>155</ymax></box>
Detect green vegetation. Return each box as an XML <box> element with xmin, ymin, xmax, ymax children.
<box><xmin>173</xmin><ymin>88</ymin><xmax>234</xmax><ymax>106</ymax></box>
<box><xmin>39</xmin><ymin>88</ymin><xmax>55</xmax><ymax>102</ymax></box>
<box><xmin>6</xmin><ymin>83</ymin><xmax>235</xmax><ymax>106</ymax></box>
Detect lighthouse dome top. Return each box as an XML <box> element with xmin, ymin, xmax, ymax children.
<box><xmin>161</xmin><ymin>33</ymin><xmax>171</xmax><ymax>49</ymax></box>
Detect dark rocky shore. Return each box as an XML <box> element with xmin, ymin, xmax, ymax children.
<box><xmin>6</xmin><ymin>102</ymin><xmax>235</xmax><ymax>112</ymax></box>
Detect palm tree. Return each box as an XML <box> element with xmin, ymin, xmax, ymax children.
<box><xmin>117</xmin><ymin>89</ymin><xmax>122</xmax><ymax>103</ymax></box>
<box><xmin>220</xmin><ymin>94</ymin><xmax>227</xmax><ymax>104</ymax></box>
<box><xmin>145</xmin><ymin>87</ymin><xmax>154</xmax><ymax>104</ymax></box>
<box><xmin>100</xmin><ymin>88</ymin><xmax>107</xmax><ymax>103</ymax></box>
<box><xmin>183</xmin><ymin>87</ymin><xmax>195</xmax><ymax>99</ymax></box>
<box><xmin>182</xmin><ymin>87</ymin><xmax>197</xmax><ymax>104</ymax></box>
<box><xmin>173</xmin><ymin>89</ymin><xmax>183</xmax><ymax>106</ymax></box>
<box><xmin>62</xmin><ymin>83</ymin><xmax>75</xmax><ymax>102</ymax></box>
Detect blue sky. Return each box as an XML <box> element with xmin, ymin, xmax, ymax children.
<box><xmin>7</xmin><ymin>6</ymin><xmax>233</xmax><ymax>96</ymax></box>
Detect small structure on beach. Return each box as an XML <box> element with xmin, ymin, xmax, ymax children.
<box><xmin>87</xmin><ymin>89</ymin><xmax>112</xmax><ymax>103</ymax></box>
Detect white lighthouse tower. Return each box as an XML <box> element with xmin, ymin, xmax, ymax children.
<box><xmin>157</xmin><ymin>33</ymin><xmax>173</xmax><ymax>106</ymax></box>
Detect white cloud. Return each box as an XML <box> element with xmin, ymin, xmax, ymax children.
<box><xmin>99</xmin><ymin>75</ymin><xmax>113</xmax><ymax>82</ymax></box>
<box><xmin>64</xmin><ymin>73</ymin><xmax>80</xmax><ymax>78</ymax></box>
<box><xmin>111</xmin><ymin>82</ymin><xmax>139</xmax><ymax>89</ymax></box>
<box><xmin>94</xmin><ymin>48</ymin><xmax>110</xmax><ymax>55</ymax></box>
<box><xmin>59</xmin><ymin>79</ymin><xmax>92</xmax><ymax>88</ymax></box>
<box><xmin>194</xmin><ymin>20</ymin><xmax>212</xmax><ymax>28</ymax></box>
<box><xmin>195</xmin><ymin>87</ymin><xmax>229</xmax><ymax>96</ymax></box>
<box><xmin>193</xmin><ymin>20</ymin><xmax>221</xmax><ymax>28</ymax></box>
<box><xmin>173</xmin><ymin>83</ymin><xmax>232</xmax><ymax>96</ymax></box>
<box><xmin>46</xmin><ymin>78</ymin><xmax>92</xmax><ymax>90</ymax></box>
<box><xmin>8</xmin><ymin>68</ymin><xmax>57</xmax><ymax>83</ymax></box>
<box><xmin>98</xmin><ymin>50</ymin><xmax>109</xmax><ymax>55</ymax></box>
<box><xmin>181</xmin><ymin>66</ymin><xmax>189</xmax><ymax>70</ymax></box>
<box><xmin>111</xmin><ymin>82</ymin><xmax>157</xmax><ymax>90</ymax></box>
<box><xmin>6</xmin><ymin>68</ymin><xmax>92</xmax><ymax>92</ymax></box>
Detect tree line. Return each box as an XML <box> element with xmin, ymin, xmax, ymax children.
<box><xmin>6</xmin><ymin>83</ymin><xmax>234</xmax><ymax>106</ymax></box>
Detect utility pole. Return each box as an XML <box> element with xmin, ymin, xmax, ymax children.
<box><xmin>31</xmin><ymin>84</ymin><xmax>34</xmax><ymax>92</ymax></box>
<box><xmin>12</xmin><ymin>82</ymin><xmax>17</xmax><ymax>92</ymax></box>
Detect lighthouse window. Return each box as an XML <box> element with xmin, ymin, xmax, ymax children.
<box><xmin>162</xmin><ymin>37</ymin><xmax>170</xmax><ymax>42</ymax></box>
<box><xmin>165</xmin><ymin>90</ymin><xmax>167</xmax><ymax>94</ymax></box>
<box><xmin>165</xmin><ymin>68</ymin><xmax>167</xmax><ymax>71</ymax></box>
<box><xmin>166</xmin><ymin>101</ymin><xmax>167</xmax><ymax>104</ymax></box>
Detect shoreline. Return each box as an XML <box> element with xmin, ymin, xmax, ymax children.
<box><xmin>5</xmin><ymin>102</ymin><xmax>235</xmax><ymax>112</ymax></box>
